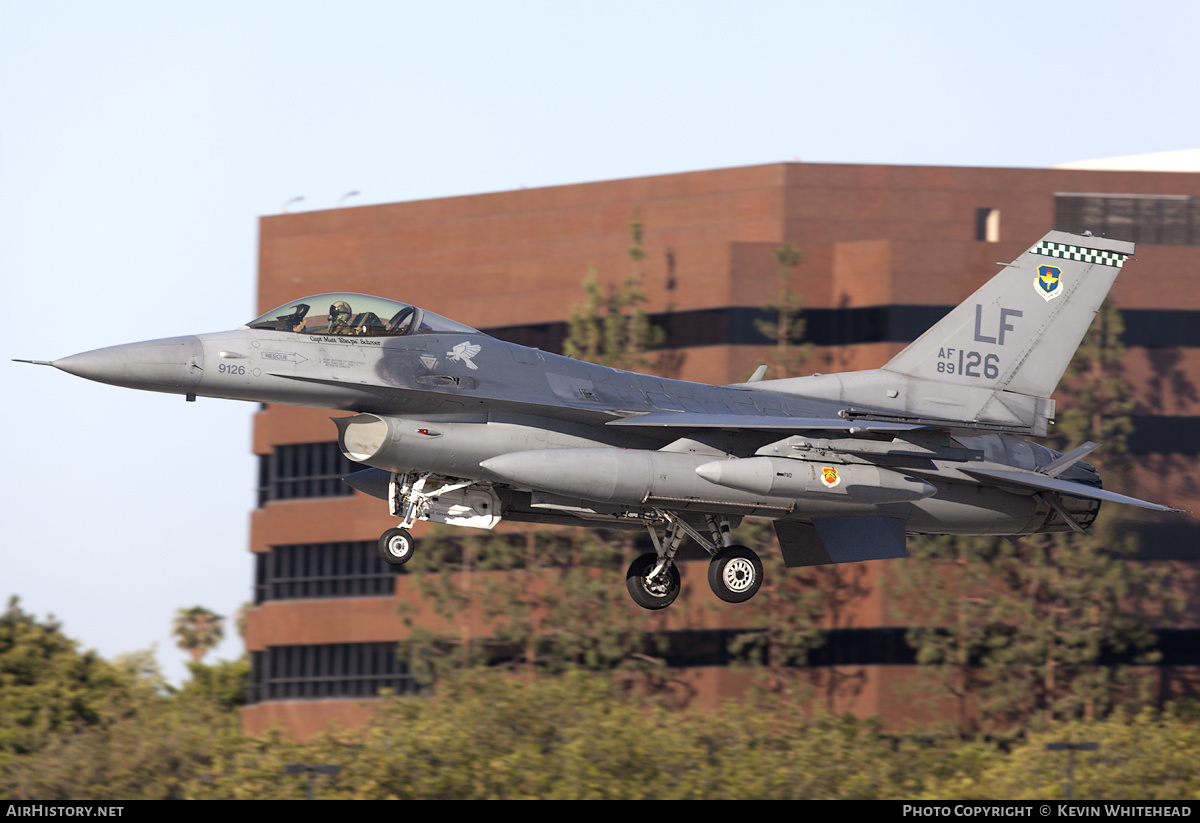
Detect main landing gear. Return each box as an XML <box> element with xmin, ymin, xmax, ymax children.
<box><xmin>626</xmin><ymin>512</ymin><xmax>764</xmax><ymax>610</ymax></box>
<box><xmin>372</xmin><ymin>472</ymin><xmax>763</xmax><ymax>609</ymax></box>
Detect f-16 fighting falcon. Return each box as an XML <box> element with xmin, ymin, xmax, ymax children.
<box><xmin>19</xmin><ymin>231</ymin><xmax>1182</xmax><ymax>610</ymax></box>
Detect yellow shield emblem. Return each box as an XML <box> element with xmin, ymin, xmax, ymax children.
<box><xmin>821</xmin><ymin>466</ymin><xmax>840</xmax><ymax>488</ymax></box>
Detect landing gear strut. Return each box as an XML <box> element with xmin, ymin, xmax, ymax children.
<box><xmin>376</xmin><ymin>471</ymin><xmax>492</xmax><ymax>568</ymax></box>
<box><xmin>625</xmin><ymin>512</ymin><xmax>689</xmax><ymax>610</ymax></box>
<box><xmin>375</xmin><ymin>472</ymin><xmax>431</xmax><ymax>567</ymax></box>
<box><xmin>623</xmin><ymin>511</ymin><xmax>765</xmax><ymax>609</ymax></box>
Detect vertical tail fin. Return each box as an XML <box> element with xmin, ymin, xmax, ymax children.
<box><xmin>761</xmin><ymin>231</ymin><xmax>1136</xmax><ymax>436</ymax></box>
<box><xmin>885</xmin><ymin>230</ymin><xmax>1134</xmax><ymax>399</ymax></box>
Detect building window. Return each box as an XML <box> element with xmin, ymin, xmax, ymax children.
<box><xmin>257</xmin><ymin>442</ymin><xmax>358</xmax><ymax>506</ymax></box>
<box><xmin>1055</xmin><ymin>194</ymin><xmax>1199</xmax><ymax>245</ymax></box>
<box><xmin>248</xmin><ymin>643</ymin><xmax>417</xmax><ymax>703</ymax></box>
<box><xmin>254</xmin><ymin>542</ymin><xmax>399</xmax><ymax>604</ymax></box>
<box><xmin>975</xmin><ymin>207</ymin><xmax>1000</xmax><ymax>242</ymax></box>
<box><xmin>1128</xmin><ymin>416</ymin><xmax>1200</xmax><ymax>455</ymax></box>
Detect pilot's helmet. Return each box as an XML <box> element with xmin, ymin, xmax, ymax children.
<box><xmin>329</xmin><ymin>301</ymin><xmax>352</xmax><ymax>322</ymax></box>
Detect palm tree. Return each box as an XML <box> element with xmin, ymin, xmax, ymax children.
<box><xmin>173</xmin><ymin>606</ymin><xmax>225</xmax><ymax>663</ymax></box>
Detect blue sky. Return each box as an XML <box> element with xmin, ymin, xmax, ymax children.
<box><xmin>3</xmin><ymin>0</ymin><xmax>1197</xmax><ymax>686</ymax></box>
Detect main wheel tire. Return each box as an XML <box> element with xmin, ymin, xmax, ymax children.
<box><xmin>708</xmin><ymin>545</ymin><xmax>763</xmax><ymax>603</ymax></box>
<box><xmin>378</xmin><ymin>528</ymin><xmax>415</xmax><ymax>566</ymax></box>
<box><xmin>625</xmin><ymin>553</ymin><xmax>681</xmax><ymax>610</ymax></box>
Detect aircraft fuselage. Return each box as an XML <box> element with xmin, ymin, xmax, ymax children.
<box><xmin>50</xmin><ymin>324</ymin><xmax>1095</xmax><ymax>538</ymax></box>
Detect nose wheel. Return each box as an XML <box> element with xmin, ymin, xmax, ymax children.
<box><xmin>707</xmin><ymin>545</ymin><xmax>763</xmax><ymax>603</ymax></box>
<box><xmin>379</xmin><ymin>528</ymin><xmax>415</xmax><ymax>566</ymax></box>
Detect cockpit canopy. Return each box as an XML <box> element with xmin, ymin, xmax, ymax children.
<box><xmin>245</xmin><ymin>293</ymin><xmax>479</xmax><ymax>338</ymax></box>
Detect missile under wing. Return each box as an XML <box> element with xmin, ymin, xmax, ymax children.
<box><xmin>20</xmin><ymin>231</ymin><xmax>1182</xmax><ymax>609</ymax></box>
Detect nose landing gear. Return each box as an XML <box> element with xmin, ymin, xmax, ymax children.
<box><xmin>378</xmin><ymin>527</ymin><xmax>415</xmax><ymax>566</ymax></box>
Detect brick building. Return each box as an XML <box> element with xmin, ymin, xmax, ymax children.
<box><xmin>241</xmin><ymin>161</ymin><xmax>1200</xmax><ymax>737</ymax></box>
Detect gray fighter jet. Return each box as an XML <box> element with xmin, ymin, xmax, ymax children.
<box><xmin>20</xmin><ymin>231</ymin><xmax>1181</xmax><ymax>609</ymax></box>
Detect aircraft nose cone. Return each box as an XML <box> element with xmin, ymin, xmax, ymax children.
<box><xmin>53</xmin><ymin>335</ymin><xmax>204</xmax><ymax>394</ymax></box>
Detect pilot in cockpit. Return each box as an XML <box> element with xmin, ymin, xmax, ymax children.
<box><xmin>328</xmin><ymin>300</ymin><xmax>354</xmax><ymax>335</ymax></box>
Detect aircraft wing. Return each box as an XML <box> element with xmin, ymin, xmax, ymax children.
<box><xmin>606</xmin><ymin>412</ymin><xmax>924</xmax><ymax>432</ymax></box>
<box><xmin>963</xmin><ymin>466</ymin><xmax>1184</xmax><ymax>513</ymax></box>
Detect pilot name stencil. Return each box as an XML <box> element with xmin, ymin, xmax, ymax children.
<box><xmin>307</xmin><ymin>335</ymin><xmax>381</xmax><ymax>346</ymax></box>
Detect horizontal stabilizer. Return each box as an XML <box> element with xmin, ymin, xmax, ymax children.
<box><xmin>774</xmin><ymin>516</ymin><xmax>908</xmax><ymax>567</ymax></box>
<box><xmin>608</xmin><ymin>412</ymin><xmax>923</xmax><ymax>432</ymax></box>
<box><xmin>964</xmin><ymin>467</ymin><xmax>1183</xmax><ymax>513</ymax></box>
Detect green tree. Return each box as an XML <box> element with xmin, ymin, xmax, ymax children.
<box><xmin>1</xmin><ymin>605</ymin><xmax>248</xmax><ymax>800</ymax></box>
<box><xmin>754</xmin><ymin>243</ymin><xmax>811</xmax><ymax>378</ymax></box>
<box><xmin>12</xmin><ymin>625</ymin><xmax>1194</xmax><ymax>799</ymax></box>
<box><xmin>1049</xmin><ymin>299</ymin><xmax>1135</xmax><ymax>475</ymax></box>
<box><xmin>177</xmin><ymin>656</ymin><xmax>251</xmax><ymax>713</ymax></box>
<box><xmin>894</xmin><ymin>534</ymin><xmax>1015</xmax><ymax>736</ymax></box>
<box><xmin>892</xmin><ymin>302</ymin><xmax>1174</xmax><ymax>736</ymax></box>
<box><xmin>0</xmin><ymin>597</ymin><xmax>133</xmax><ymax>782</ymax></box>
<box><xmin>4</xmin><ymin>664</ymin><xmax>244</xmax><ymax>800</ymax></box>
<box><xmin>724</xmin><ymin>521</ymin><xmax>827</xmax><ymax>703</ymax></box>
<box><xmin>187</xmin><ymin>668</ymin><xmax>1190</xmax><ymax>799</ymax></box>
<box><xmin>976</xmin><ymin>301</ymin><xmax>1172</xmax><ymax>730</ymax></box>
<box><xmin>927</xmin><ymin>707</ymin><xmax>1200</xmax><ymax>800</ymax></box>
<box><xmin>111</xmin><ymin>646</ymin><xmax>170</xmax><ymax>695</ymax></box>
<box><xmin>563</xmin><ymin>209</ymin><xmax>663</xmax><ymax>369</ymax></box>
<box><xmin>477</xmin><ymin>529</ymin><xmax>671</xmax><ymax>676</ymax></box>
<box><xmin>398</xmin><ymin>526</ymin><xmax>680</xmax><ymax>697</ymax></box>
